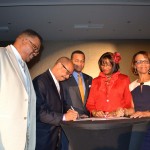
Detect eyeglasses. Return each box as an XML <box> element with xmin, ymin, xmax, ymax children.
<box><xmin>135</xmin><ymin>60</ymin><xmax>149</xmax><ymax>65</ymax></box>
<box><xmin>101</xmin><ymin>63</ymin><xmax>112</xmax><ymax>67</ymax></box>
<box><xmin>28</xmin><ymin>39</ymin><xmax>39</xmax><ymax>53</ymax></box>
<box><xmin>61</xmin><ymin>63</ymin><xmax>72</xmax><ymax>77</ymax></box>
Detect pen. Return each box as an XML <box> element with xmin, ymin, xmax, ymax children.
<box><xmin>71</xmin><ymin>106</ymin><xmax>74</xmax><ymax>110</ymax></box>
<box><xmin>71</xmin><ymin>106</ymin><xmax>79</xmax><ymax>120</ymax></box>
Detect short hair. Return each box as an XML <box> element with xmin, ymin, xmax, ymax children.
<box><xmin>71</xmin><ymin>50</ymin><xmax>85</xmax><ymax>59</ymax></box>
<box><xmin>98</xmin><ymin>52</ymin><xmax>120</xmax><ymax>74</ymax></box>
<box><xmin>17</xmin><ymin>29</ymin><xmax>43</xmax><ymax>44</ymax></box>
<box><xmin>131</xmin><ymin>51</ymin><xmax>150</xmax><ymax>76</ymax></box>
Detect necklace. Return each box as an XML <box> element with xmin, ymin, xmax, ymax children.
<box><xmin>138</xmin><ymin>76</ymin><xmax>150</xmax><ymax>92</ymax></box>
<box><xmin>140</xmin><ymin>82</ymin><xmax>144</xmax><ymax>86</ymax></box>
<box><xmin>138</xmin><ymin>75</ymin><xmax>150</xmax><ymax>84</ymax></box>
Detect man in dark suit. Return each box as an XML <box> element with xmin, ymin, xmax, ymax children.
<box><xmin>33</xmin><ymin>57</ymin><xmax>78</xmax><ymax>150</ymax></box>
<box><xmin>61</xmin><ymin>50</ymin><xmax>92</xmax><ymax>116</ymax></box>
<box><xmin>60</xmin><ymin>50</ymin><xmax>92</xmax><ymax>150</ymax></box>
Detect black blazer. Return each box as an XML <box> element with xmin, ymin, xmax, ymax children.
<box><xmin>33</xmin><ymin>70</ymin><xmax>68</xmax><ymax>150</ymax></box>
<box><xmin>60</xmin><ymin>72</ymin><xmax>92</xmax><ymax>116</ymax></box>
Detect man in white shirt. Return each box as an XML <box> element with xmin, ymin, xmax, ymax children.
<box><xmin>0</xmin><ymin>29</ymin><xmax>43</xmax><ymax>150</ymax></box>
<box><xmin>33</xmin><ymin>57</ymin><xmax>78</xmax><ymax>150</ymax></box>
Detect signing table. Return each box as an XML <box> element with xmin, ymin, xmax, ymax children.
<box><xmin>61</xmin><ymin>117</ymin><xmax>150</xmax><ymax>150</ymax></box>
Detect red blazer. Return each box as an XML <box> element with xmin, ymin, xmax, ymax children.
<box><xmin>86</xmin><ymin>71</ymin><xmax>132</xmax><ymax>112</ymax></box>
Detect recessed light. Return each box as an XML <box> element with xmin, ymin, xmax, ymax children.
<box><xmin>74</xmin><ymin>24</ymin><xmax>104</xmax><ymax>29</ymax></box>
<box><xmin>0</xmin><ymin>26</ymin><xmax>9</xmax><ymax>31</ymax></box>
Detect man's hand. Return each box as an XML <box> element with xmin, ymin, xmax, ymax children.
<box><xmin>64</xmin><ymin>109</ymin><xmax>78</xmax><ymax>121</ymax></box>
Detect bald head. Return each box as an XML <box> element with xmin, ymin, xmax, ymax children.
<box><xmin>52</xmin><ymin>57</ymin><xmax>74</xmax><ymax>81</ymax></box>
<box><xmin>55</xmin><ymin>57</ymin><xmax>71</xmax><ymax>65</ymax></box>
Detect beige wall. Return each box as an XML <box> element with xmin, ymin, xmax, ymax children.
<box><xmin>29</xmin><ymin>40</ymin><xmax>150</xmax><ymax>82</ymax></box>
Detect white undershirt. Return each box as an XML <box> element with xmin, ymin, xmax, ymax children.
<box><xmin>49</xmin><ymin>69</ymin><xmax>60</xmax><ymax>95</ymax></box>
<box><xmin>49</xmin><ymin>69</ymin><xmax>66</xmax><ymax>120</ymax></box>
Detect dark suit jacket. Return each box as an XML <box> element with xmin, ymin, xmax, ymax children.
<box><xmin>60</xmin><ymin>72</ymin><xmax>92</xmax><ymax>116</ymax></box>
<box><xmin>33</xmin><ymin>70</ymin><xmax>68</xmax><ymax>150</ymax></box>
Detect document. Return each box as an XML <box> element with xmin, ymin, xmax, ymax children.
<box><xmin>75</xmin><ymin>116</ymin><xmax>130</xmax><ymax>121</ymax></box>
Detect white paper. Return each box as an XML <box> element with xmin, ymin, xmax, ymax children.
<box><xmin>75</xmin><ymin>117</ymin><xmax>130</xmax><ymax>121</ymax></box>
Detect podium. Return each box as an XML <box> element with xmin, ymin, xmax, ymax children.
<box><xmin>61</xmin><ymin>117</ymin><xmax>150</xmax><ymax>150</ymax></box>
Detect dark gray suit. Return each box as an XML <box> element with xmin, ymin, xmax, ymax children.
<box><xmin>60</xmin><ymin>72</ymin><xmax>92</xmax><ymax>116</ymax></box>
<box><xmin>60</xmin><ymin>72</ymin><xmax>92</xmax><ymax>150</ymax></box>
<box><xmin>33</xmin><ymin>70</ymin><xmax>69</xmax><ymax>150</ymax></box>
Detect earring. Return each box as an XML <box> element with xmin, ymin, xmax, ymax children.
<box><xmin>134</xmin><ymin>68</ymin><xmax>138</xmax><ymax>75</ymax></box>
<box><xmin>148</xmin><ymin>69</ymin><xmax>150</xmax><ymax>74</ymax></box>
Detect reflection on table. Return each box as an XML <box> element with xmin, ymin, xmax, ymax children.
<box><xmin>61</xmin><ymin>117</ymin><xmax>150</xmax><ymax>150</ymax></box>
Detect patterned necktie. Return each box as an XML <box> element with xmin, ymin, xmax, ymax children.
<box><xmin>20</xmin><ymin>60</ymin><xmax>25</xmax><ymax>72</ymax></box>
<box><xmin>78</xmin><ymin>74</ymin><xmax>84</xmax><ymax>103</ymax></box>
<box><xmin>20</xmin><ymin>60</ymin><xmax>30</xmax><ymax>95</ymax></box>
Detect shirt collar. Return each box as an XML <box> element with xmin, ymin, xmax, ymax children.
<box><xmin>73</xmin><ymin>71</ymin><xmax>83</xmax><ymax>78</ymax></box>
<box><xmin>49</xmin><ymin>69</ymin><xmax>59</xmax><ymax>84</ymax></box>
<box><xmin>10</xmin><ymin>44</ymin><xmax>24</xmax><ymax>63</ymax></box>
<box><xmin>10</xmin><ymin>44</ymin><xmax>25</xmax><ymax>67</ymax></box>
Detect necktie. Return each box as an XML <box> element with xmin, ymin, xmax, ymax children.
<box><xmin>20</xmin><ymin>60</ymin><xmax>29</xmax><ymax>94</ymax></box>
<box><xmin>78</xmin><ymin>74</ymin><xmax>84</xmax><ymax>103</ymax></box>
<box><xmin>20</xmin><ymin>60</ymin><xmax>25</xmax><ymax>72</ymax></box>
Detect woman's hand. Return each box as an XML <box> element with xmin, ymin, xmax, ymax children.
<box><xmin>130</xmin><ymin>111</ymin><xmax>150</xmax><ymax>118</ymax></box>
<box><xmin>107</xmin><ymin>108</ymin><xmax>124</xmax><ymax>117</ymax></box>
<box><xmin>116</xmin><ymin>108</ymin><xmax>125</xmax><ymax>117</ymax></box>
<box><xmin>91</xmin><ymin>110</ymin><xmax>105</xmax><ymax>117</ymax></box>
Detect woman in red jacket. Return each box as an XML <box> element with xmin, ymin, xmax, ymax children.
<box><xmin>86</xmin><ymin>52</ymin><xmax>134</xmax><ymax>117</ymax></box>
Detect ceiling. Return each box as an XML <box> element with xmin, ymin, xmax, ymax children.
<box><xmin>1</xmin><ymin>0</ymin><xmax>150</xmax><ymax>41</ymax></box>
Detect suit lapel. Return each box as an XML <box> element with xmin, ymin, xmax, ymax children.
<box><xmin>83</xmin><ymin>74</ymin><xmax>90</xmax><ymax>105</ymax></box>
<box><xmin>47</xmin><ymin>70</ymin><xmax>62</xmax><ymax>101</ymax></box>
<box><xmin>5</xmin><ymin>45</ymin><xmax>26</xmax><ymax>87</ymax></box>
<box><xmin>69</xmin><ymin>76</ymin><xmax>84</xmax><ymax>106</ymax></box>
<box><xmin>70</xmin><ymin>76</ymin><xmax>81</xmax><ymax>97</ymax></box>
<box><xmin>59</xmin><ymin>83</ymin><xmax>64</xmax><ymax>112</ymax></box>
